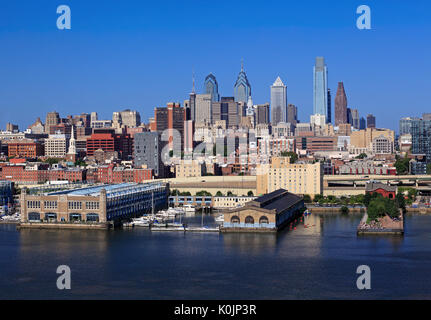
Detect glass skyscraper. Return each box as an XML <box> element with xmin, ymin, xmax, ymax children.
<box><xmin>234</xmin><ymin>61</ymin><xmax>251</xmax><ymax>103</ymax></box>
<box><xmin>270</xmin><ymin>76</ymin><xmax>287</xmax><ymax>125</ymax></box>
<box><xmin>204</xmin><ymin>73</ymin><xmax>220</xmax><ymax>102</ymax></box>
<box><xmin>411</xmin><ymin>119</ymin><xmax>431</xmax><ymax>163</ymax></box>
<box><xmin>313</xmin><ymin>57</ymin><xmax>328</xmax><ymax>122</ymax></box>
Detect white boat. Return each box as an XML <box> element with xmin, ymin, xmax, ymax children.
<box><xmin>183</xmin><ymin>205</ymin><xmax>195</xmax><ymax>215</ymax></box>
<box><xmin>215</xmin><ymin>214</ymin><xmax>224</xmax><ymax>223</ymax></box>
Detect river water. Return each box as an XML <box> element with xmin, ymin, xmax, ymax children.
<box><xmin>0</xmin><ymin>213</ymin><xmax>430</xmax><ymax>299</ymax></box>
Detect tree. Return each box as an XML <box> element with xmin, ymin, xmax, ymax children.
<box><xmin>247</xmin><ymin>191</ymin><xmax>254</xmax><ymax>197</ymax></box>
<box><xmin>427</xmin><ymin>163</ymin><xmax>431</xmax><ymax>174</ymax></box>
<box><xmin>196</xmin><ymin>190</ymin><xmax>212</xmax><ymax>196</ymax></box>
<box><xmin>280</xmin><ymin>151</ymin><xmax>298</xmax><ymax>163</ymax></box>
<box><xmin>394</xmin><ymin>156</ymin><xmax>410</xmax><ymax>175</ymax></box>
<box><xmin>303</xmin><ymin>194</ymin><xmax>312</xmax><ymax>203</ymax></box>
<box><xmin>215</xmin><ymin>191</ymin><xmax>223</xmax><ymax>197</ymax></box>
<box><xmin>356</xmin><ymin>153</ymin><xmax>368</xmax><ymax>159</ymax></box>
<box><xmin>340</xmin><ymin>206</ymin><xmax>349</xmax><ymax>214</ymax></box>
<box><xmin>170</xmin><ymin>189</ymin><xmax>180</xmax><ymax>196</ymax></box>
<box><xmin>313</xmin><ymin>194</ymin><xmax>324</xmax><ymax>203</ymax></box>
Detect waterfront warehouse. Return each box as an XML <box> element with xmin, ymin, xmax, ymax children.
<box><xmin>20</xmin><ymin>182</ymin><xmax>168</xmax><ymax>229</ymax></box>
<box><xmin>221</xmin><ymin>189</ymin><xmax>304</xmax><ymax>232</ymax></box>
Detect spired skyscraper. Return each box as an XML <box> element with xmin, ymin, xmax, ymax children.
<box><xmin>270</xmin><ymin>76</ymin><xmax>287</xmax><ymax>126</ymax></box>
<box><xmin>335</xmin><ymin>82</ymin><xmax>348</xmax><ymax>126</ymax></box>
<box><xmin>313</xmin><ymin>57</ymin><xmax>329</xmax><ymax>122</ymax></box>
<box><xmin>204</xmin><ymin>73</ymin><xmax>220</xmax><ymax>102</ymax></box>
<box><xmin>234</xmin><ymin>60</ymin><xmax>251</xmax><ymax>103</ymax></box>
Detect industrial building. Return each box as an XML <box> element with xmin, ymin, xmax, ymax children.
<box><xmin>20</xmin><ymin>182</ymin><xmax>169</xmax><ymax>229</ymax></box>
<box><xmin>221</xmin><ymin>189</ymin><xmax>305</xmax><ymax>232</ymax></box>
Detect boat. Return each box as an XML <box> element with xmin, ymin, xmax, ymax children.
<box><xmin>183</xmin><ymin>205</ymin><xmax>195</xmax><ymax>215</ymax></box>
<box><xmin>215</xmin><ymin>214</ymin><xmax>224</xmax><ymax>223</ymax></box>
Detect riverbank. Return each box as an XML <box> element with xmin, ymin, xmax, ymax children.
<box><xmin>357</xmin><ymin>213</ymin><xmax>404</xmax><ymax>235</ymax></box>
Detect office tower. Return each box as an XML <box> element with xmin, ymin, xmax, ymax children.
<box><xmin>212</xmin><ymin>97</ymin><xmax>240</xmax><ymax>127</ymax></box>
<box><xmin>287</xmin><ymin>104</ymin><xmax>298</xmax><ymax>126</ymax></box>
<box><xmin>118</xmin><ymin>110</ymin><xmax>141</xmax><ymax>128</ymax></box>
<box><xmin>45</xmin><ymin>111</ymin><xmax>60</xmax><ymax>133</ymax></box>
<box><xmin>195</xmin><ymin>94</ymin><xmax>212</xmax><ymax>124</ymax></box>
<box><xmin>204</xmin><ymin>73</ymin><xmax>220</xmax><ymax>102</ymax></box>
<box><xmin>359</xmin><ymin>117</ymin><xmax>366</xmax><ymax>130</ymax></box>
<box><xmin>183</xmin><ymin>120</ymin><xmax>195</xmax><ymax>154</ymax></box>
<box><xmin>313</xmin><ymin>57</ymin><xmax>328</xmax><ymax>119</ymax></box>
<box><xmin>234</xmin><ymin>60</ymin><xmax>251</xmax><ymax>103</ymax></box>
<box><xmin>400</xmin><ymin>117</ymin><xmax>420</xmax><ymax>135</ymax></box>
<box><xmin>326</xmin><ymin>89</ymin><xmax>332</xmax><ymax>124</ymax></box>
<box><xmin>423</xmin><ymin>113</ymin><xmax>431</xmax><ymax>121</ymax></box>
<box><xmin>45</xmin><ymin>134</ymin><xmax>69</xmax><ymax>158</ymax></box>
<box><xmin>411</xmin><ymin>119</ymin><xmax>431</xmax><ymax>163</ymax></box>
<box><xmin>154</xmin><ymin>102</ymin><xmax>185</xmax><ymax>150</ymax></box>
<box><xmin>347</xmin><ymin>108</ymin><xmax>352</xmax><ymax>125</ymax></box>
<box><xmin>134</xmin><ymin>132</ymin><xmax>166</xmax><ymax>177</ymax></box>
<box><xmin>91</xmin><ymin>112</ymin><xmax>98</xmax><ymax>123</ymax></box>
<box><xmin>334</xmin><ymin>82</ymin><xmax>348</xmax><ymax>126</ymax></box>
<box><xmin>271</xmin><ymin>76</ymin><xmax>287</xmax><ymax>126</ymax></box>
<box><xmin>350</xmin><ymin>109</ymin><xmax>360</xmax><ymax>129</ymax></box>
<box><xmin>367</xmin><ymin>114</ymin><xmax>376</xmax><ymax>128</ymax></box>
<box><xmin>256</xmin><ymin>104</ymin><xmax>270</xmax><ymax>124</ymax></box>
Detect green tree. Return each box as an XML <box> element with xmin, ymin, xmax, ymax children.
<box><xmin>303</xmin><ymin>194</ymin><xmax>312</xmax><ymax>203</ymax></box>
<box><xmin>280</xmin><ymin>151</ymin><xmax>298</xmax><ymax>163</ymax></box>
<box><xmin>215</xmin><ymin>191</ymin><xmax>223</xmax><ymax>197</ymax></box>
<box><xmin>340</xmin><ymin>206</ymin><xmax>349</xmax><ymax>214</ymax></box>
<box><xmin>394</xmin><ymin>156</ymin><xmax>410</xmax><ymax>175</ymax></box>
<box><xmin>356</xmin><ymin>153</ymin><xmax>368</xmax><ymax>159</ymax></box>
<box><xmin>313</xmin><ymin>194</ymin><xmax>324</xmax><ymax>203</ymax></box>
<box><xmin>196</xmin><ymin>190</ymin><xmax>212</xmax><ymax>196</ymax></box>
<box><xmin>247</xmin><ymin>191</ymin><xmax>254</xmax><ymax>196</ymax></box>
<box><xmin>427</xmin><ymin>163</ymin><xmax>431</xmax><ymax>174</ymax></box>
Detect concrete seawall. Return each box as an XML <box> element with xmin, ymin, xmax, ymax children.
<box><xmin>17</xmin><ymin>222</ymin><xmax>111</xmax><ymax>230</ymax></box>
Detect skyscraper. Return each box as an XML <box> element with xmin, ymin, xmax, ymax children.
<box><xmin>350</xmin><ymin>109</ymin><xmax>360</xmax><ymax>129</ymax></box>
<box><xmin>327</xmin><ymin>89</ymin><xmax>332</xmax><ymax>124</ymax></box>
<box><xmin>367</xmin><ymin>114</ymin><xmax>376</xmax><ymax>128</ymax></box>
<box><xmin>411</xmin><ymin>119</ymin><xmax>431</xmax><ymax>163</ymax></box>
<box><xmin>334</xmin><ymin>82</ymin><xmax>348</xmax><ymax>126</ymax></box>
<box><xmin>204</xmin><ymin>73</ymin><xmax>220</xmax><ymax>102</ymax></box>
<box><xmin>313</xmin><ymin>57</ymin><xmax>328</xmax><ymax>119</ymax></box>
<box><xmin>359</xmin><ymin>117</ymin><xmax>366</xmax><ymax>130</ymax></box>
<box><xmin>271</xmin><ymin>76</ymin><xmax>287</xmax><ymax>126</ymax></box>
<box><xmin>287</xmin><ymin>104</ymin><xmax>298</xmax><ymax>126</ymax></box>
<box><xmin>234</xmin><ymin>60</ymin><xmax>251</xmax><ymax>103</ymax></box>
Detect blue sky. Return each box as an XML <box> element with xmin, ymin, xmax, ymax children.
<box><xmin>0</xmin><ymin>0</ymin><xmax>430</xmax><ymax>132</ymax></box>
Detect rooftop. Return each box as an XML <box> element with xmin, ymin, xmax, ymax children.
<box><xmin>47</xmin><ymin>182</ymin><xmax>165</xmax><ymax>198</ymax></box>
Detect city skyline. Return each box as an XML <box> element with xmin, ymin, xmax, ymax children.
<box><xmin>1</xmin><ymin>1</ymin><xmax>430</xmax><ymax>131</ymax></box>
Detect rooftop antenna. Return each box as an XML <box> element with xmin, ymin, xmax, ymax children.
<box><xmin>241</xmin><ymin>58</ymin><xmax>244</xmax><ymax>72</ymax></box>
<box><xmin>192</xmin><ymin>68</ymin><xmax>196</xmax><ymax>94</ymax></box>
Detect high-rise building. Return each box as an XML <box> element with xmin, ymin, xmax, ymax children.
<box><xmin>423</xmin><ymin>113</ymin><xmax>431</xmax><ymax>121</ymax></box>
<box><xmin>411</xmin><ymin>119</ymin><xmax>431</xmax><ymax>163</ymax></box>
<box><xmin>134</xmin><ymin>132</ymin><xmax>166</xmax><ymax>177</ymax></box>
<box><xmin>334</xmin><ymin>82</ymin><xmax>348</xmax><ymax>126</ymax></box>
<box><xmin>45</xmin><ymin>134</ymin><xmax>69</xmax><ymax>158</ymax></box>
<box><xmin>45</xmin><ymin>111</ymin><xmax>60</xmax><ymax>134</ymax></box>
<box><xmin>183</xmin><ymin>120</ymin><xmax>195</xmax><ymax>154</ymax></box>
<box><xmin>234</xmin><ymin>60</ymin><xmax>251</xmax><ymax>103</ymax></box>
<box><xmin>256</xmin><ymin>104</ymin><xmax>270</xmax><ymax>125</ymax></box>
<box><xmin>204</xmin><ymin>73</ymin><xmax>220</xmax><ymax>102</ymax></box>
<box><xmin>212</xmin><ymin>97</ymin><xmax>240</xmax><ymax>127</ymax></box>
<box><xmin>195</xmin><ymin>94</ymin><xmax>212</xmax><ymax>125</ymax></box>
<box><xmin>91</xmin><ymin>112</ymin><xmax>98</xmax><ymax>123</ymax></box>
<box><xmin>359</xmin><ymin>117</ymin><xmax>366</xmax><ymax>130</ymax></box>
<box><xmin>313</xmin><ymin>57</ymin><xmax>328</xmax><ymax>120</ymax></box>
<box><xmin>153</xmin><ymin>103</ymin><xmax>185</xmax><ymax>150</ymax></box>
<box><xmin>327</xmin><ymin>89</ymin><xmax>332</xmax><ymax>124</ymax></box>
<box><xmin>367</xmin><ymin>114</ymin><xmax>376</xmax><ymax>128</ymax></box>
<box><xmin>287</xmin><ymin>104</ymin><xmax>298</xmax><ymax>126</ymax></box>
<box><xmin>271</xmin><ymin>76</ymin><xmax>287</xmax><ymax>126</ymax></box>
<box><xmin>400</xmin><ymin>117</ymin><xmax>420</xmax><ymax>135</ymax></box>
<box><xmin>350</xmin><ymin>109</ymin><xmax>360</xmax><ymax>129</ymax></box>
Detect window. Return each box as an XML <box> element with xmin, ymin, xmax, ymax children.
<box><xmin>231</xmin><ymin>216</ymin><xmax>240</xmax><ymax>224</ymax></box>
<box><xmin>68</xmin><ymin>201</ymin><xmax>82</xmax><ymax>210</ymax></box>
<box><xmin>44</xmin><ymin>201</ymin><xmax>57</xmax><ymax>209</ymax></box>
<box><xmin>245</xmin><ymin>216</ymin><xmax>255</xmax><ymax>224</ymax></box>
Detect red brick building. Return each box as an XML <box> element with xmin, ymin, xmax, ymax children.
<box><xmin>365</xmin><ymin>182</ymin><xmax>397</xmax><ymax>199</ymax></box>
<box><xmin>7</xmin><ymin>141</ymin><xmax>44</xmax><ymax>158</ymax></box>
<box><xmin>86</xmin><ymin>132</ymin><xmax>133</xmax><ymax>160</ymax></box>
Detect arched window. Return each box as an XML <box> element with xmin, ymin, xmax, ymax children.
<box><xmin>69</xmin><ymin>213</ymin><xmax>82</xmax><ymax>222</ymax></box>
<box><xmin>259</xmin><ymin>216</ymin><xmax>269</xmax><ymax>224</ymax></box>
<box><xmin>86</xmin><ymin>213</ymin><xmax>99</xmax><ymax>222</ymax></box>
<box><xmin>245</xmin><ymin>216</ymin><xmax>254</xmax><ymax>224</ymax></box>
<box><xmin>28</xmin><ymin>212</ymin><xmax>40</xmax><ymax>222</ymax></box>
<box><xmin>45</xmin><ymin>212</ymin><xmax>57</xmax><ymax>222</ymax></box>
<box><xmin>231</xmin><ymin>215</ymin><xmax>240</xmax><ymax>224</ymax></box>
<box><xmin>388</xmin><ymin>193</ymin><xmax>394</xmax><ymax>199</ymax></box>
